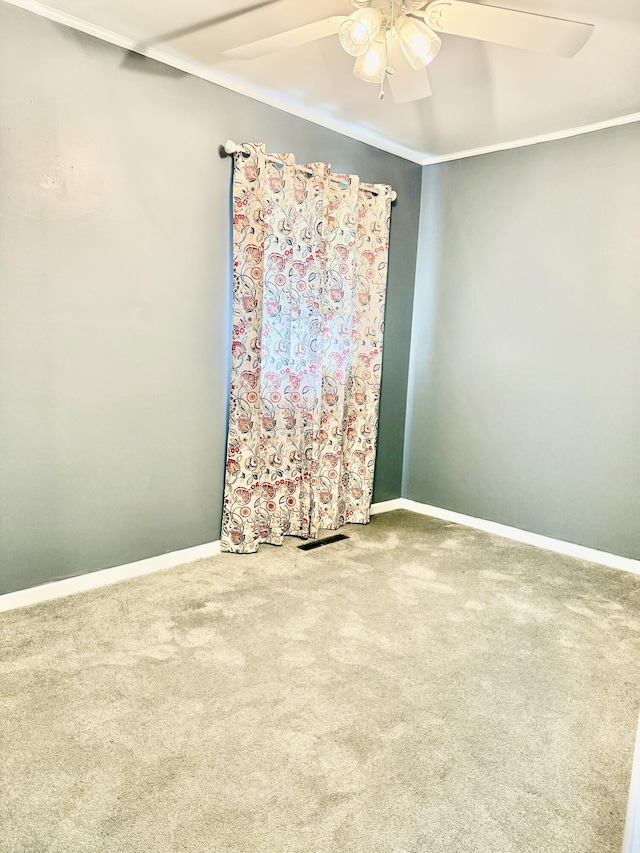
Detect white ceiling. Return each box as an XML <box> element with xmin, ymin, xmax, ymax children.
<box><xmin>8</xmin><ymin>0</ymin><xmax>640</xmax><ymax>162</ymax></box>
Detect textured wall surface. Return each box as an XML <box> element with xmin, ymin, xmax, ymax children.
<box><xmin>0</xmin><ymin>3</ymin><xmax>421</xmax><ymax>594</ymax></box>
<box><xmin>405</xmin><ymin>123</ymin><xmax>640</xmax><ymax>559</ymax></box>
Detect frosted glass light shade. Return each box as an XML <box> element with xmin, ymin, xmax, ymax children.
<box><xmin>396</xmin><ymin>15</ymin><xmax>441</xmax><ymax>69</ymax></box>
<box><xmin>339</xmin><ymin>8</ymin><xmax>382</xmax><ymax>57</ymax></box>
<box><xmin>353</xmin><ymin>37</ymin><xmax>387</xmax><ymax>83</ymax></box>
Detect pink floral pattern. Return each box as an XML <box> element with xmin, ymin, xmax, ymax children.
<box><xmin>221</xmin><ymin>143</ymin><xmax>392</xmax><ymax>553</ymax></box>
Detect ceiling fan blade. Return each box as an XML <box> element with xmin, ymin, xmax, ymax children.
<box><xmin>387</xmin><ymin>38</ymin><xmax>432</xmax><ymax>103</ymax></box>
<box><xmin>149</xmin><ymin>1</ymin><xmax>282</xmax><ymax>47</ymax></box>
<box><xmin>420</xmin><ymin>1</ymin><xmax>594</xmax><ymax>58</ymax></box>
<box><xmin>224</xmin><ymin>17</ymin><xmax>347</xmax><ymax>60</ymax></box>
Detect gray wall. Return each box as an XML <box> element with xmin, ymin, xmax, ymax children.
<box><xmin>0</xmin><ymin>3</ymin><xmax>421</xmax><ymax>595</ymax></box>
<box><xmin>404</xmin><ymin>123</ymin><xmax>640</xmax><ymax>559</ymax></box>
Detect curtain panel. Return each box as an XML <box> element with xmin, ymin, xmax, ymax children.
<box><xmin>221</xmin><ymin>143</ymin><xmax>392</xmax><ymax>553</ymax></box>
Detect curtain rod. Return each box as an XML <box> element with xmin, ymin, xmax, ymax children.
<box><xmin>221</xmin><ymin>139</ymin><xmax>397</xmax><ymax>201</ymax></box>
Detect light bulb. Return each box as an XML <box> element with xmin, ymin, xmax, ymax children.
<box><xmin>350</xmin><ymin>22</ymin><xmax>369</xmax><ymax>44</ymax></box>
<box><xmin>353</xmin><ymin>38</ymin><xmax>387</xmax><ymax>83</ymax></box>
<box><xmin>339</xmin><ymin>8</ymin><xmax>382</xmax><ymax>57</ymax></box>
<box><xmin>396</xmin><ymin>15</ymin><xmax>441</xmax><ymax>69</ymax></box>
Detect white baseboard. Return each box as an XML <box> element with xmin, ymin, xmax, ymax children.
<box><xmin>0</xmin><ymin>504</ymin><xmax>397</xmax><ymax>613</ymax></box>
<box><xmin>623</xmin><ymin>713</ymin><xmax>640</xmax><ymax>853</ymax></box>
<box><xmin>2</xmin><ymin>497</ymin><xmax>637</xmax><ymax>613</ymax></box>
<box><xmin>0</xmin><ymin>541</ymin><xmax>221</xmax><ymax>614</ymax></box>
<box><xmin>370</xmin><ymin>498</ymin><xmax>406</xmax><ymax>515</ymax></box>
<box><xmin>371</xmin><ymin>497</ymin><xmax>640</xmax><ymax>576</ymax></box>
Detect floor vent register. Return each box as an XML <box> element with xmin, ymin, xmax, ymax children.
<box><xmin>298</xmin><ymin>534</ymin><xmax>349</xmax><ymax>551</ymax></box>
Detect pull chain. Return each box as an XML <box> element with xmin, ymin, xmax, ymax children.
<box><xmin>379</xmin><ymin>64</ymin><xmax>395</xmax><ymax>99</ymax></box>
<box><xmin>379</xmin><ymin>1</ymin><xmax>399</xmax><ymax>100</ymax></box>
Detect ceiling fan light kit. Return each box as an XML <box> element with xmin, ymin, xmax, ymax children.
<box><xmin>224</xmin><ymin>0</ymin><xmax>595</xmax><ymax>104</ymax></box>
<box><xmin>340</xmin><ymin>2</ymin><xmax>441</xmax><ymax>90</ymax></box>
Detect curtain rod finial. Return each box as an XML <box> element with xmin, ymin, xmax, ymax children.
<box><xmin>221</xmin><ymin>139</ymin><xmax>239</xmax><ymax>157</ymax></box>
<box><xmin>221</xmin><ymin>140</ymin><xmax>251</xmax><ymax>159</ymax></box>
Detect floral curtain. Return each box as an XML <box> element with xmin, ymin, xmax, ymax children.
<box><xmin>221</xmin><ymin>142</ymin><xmax>392</xmax><ymax>553</ymax></box>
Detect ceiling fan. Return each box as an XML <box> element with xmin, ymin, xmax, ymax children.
<box><xmin>224</xmin><ymin>0</ymin><xmax>595</xmax><ymax>103</ymax></box>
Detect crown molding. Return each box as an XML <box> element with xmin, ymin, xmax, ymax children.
<box><xmin>419</xmin><ymin>112</ymin><xmax>640</xmax><ymax>166</ymax></box>
<box><xmin>2</xmin><ymin>0</ymin><xmax>424</xmax><ymax>163</ymax></box>
<box><xmin>4</xmin><ymin>0</ymin><xmax>640</xmax><ymax>166</ymax></box>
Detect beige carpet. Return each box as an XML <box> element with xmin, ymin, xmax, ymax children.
<box><xmin>1</xmin><ymin>510</ymin><xmax>639</xmax><ymax>852</ymax></box>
